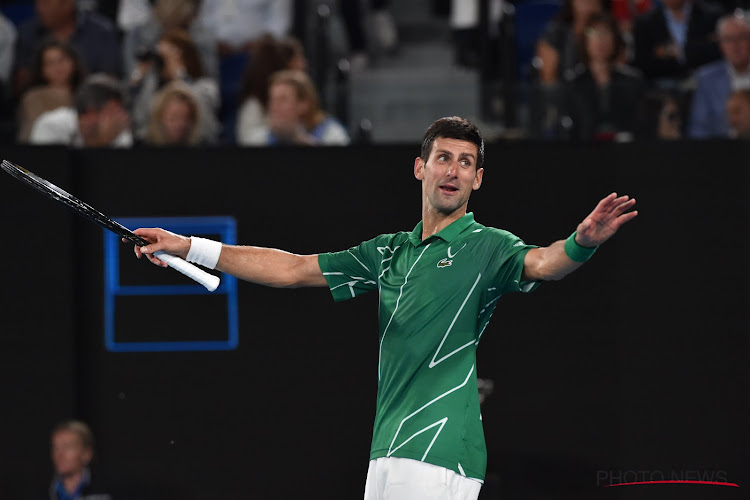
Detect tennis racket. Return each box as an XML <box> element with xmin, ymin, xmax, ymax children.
<box><xmin>2</xmin><ymin>159</ymin><xmax>220</xmax><ymax>292</ymax></box>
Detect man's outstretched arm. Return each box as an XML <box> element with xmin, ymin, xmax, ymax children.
<box><xmin>131</xmin><ymin>228</ymin><xmax>327</xmax><ymax>288</ymax></box>
<box><xmin>522</xmin><ymin>192</ymin><xmax>638</xmax><ymax>282</ymax></box>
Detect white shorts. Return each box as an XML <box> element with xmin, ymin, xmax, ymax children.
<box><xmin>363</xmin><ymin>457</ymin><xmax>482</xmax><ymax>500</ymax></box>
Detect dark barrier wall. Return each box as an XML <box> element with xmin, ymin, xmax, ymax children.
<box><xmin>1</xmin><ymin>142</ymin><xmax>748</xmax><ymax>500</ymax></box>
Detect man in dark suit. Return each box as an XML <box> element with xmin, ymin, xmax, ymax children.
<box><xmin>688</xmin><ymin>12</ymin><xmax>750</xmax><ymax>138</ymax></box>
<box><xmin>633</xmin><ymin>0</ymin><xmax>724</xmax><ymax>83</ymax></box>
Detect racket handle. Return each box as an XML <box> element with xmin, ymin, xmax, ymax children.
<box><xmin>153</xmin><ymin>250</ymin><xmax>221</xmax><ymax>292</ymax></box>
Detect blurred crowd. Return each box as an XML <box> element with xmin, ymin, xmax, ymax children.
<box><xmin>0</xmin><ymin>0</ymin><xmax>749</xmax><ymax>147</ymax></box>
<box><xmin>517</xmin><ymin>0</ymin><xmax>750</xmax><ymax>140</ymax></box>
<box><xmin>0</xmin><ymin>0</ymin><xmax>356</xmax><ymax>147</ymax></box>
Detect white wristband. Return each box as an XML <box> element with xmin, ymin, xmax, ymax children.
<box><xmin>186</xmin><ymin>236</ymin><xmax>222</xmax><ymax>269</ymax></box>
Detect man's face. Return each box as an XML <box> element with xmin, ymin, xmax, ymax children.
<box><xmin>36</xmin><ymin>0</ymin><xmax>74</xmax><ymax>28</ymax></box>
<box><xmin>51</xmin><ymin>430</ymin><xmax>91</xmax><ymax>477</ymax></box>
<box><xmin>719</xmin><ymin>19</ymin><xmax>750</xmax><ymax>70</ymax></box>
<box><xmin>727</xmin><ymin>94</ymin><xmax>750</xmax><ymax>138</ymax></box>
<box><xmin>414</xmin><ymin>137</ymin><xmax>483</xmax><ymax>217</ymax></box>
<box><xmin>77</xmin><ymin>99</ymin><xmax>130</xmax><ymax>146</ymax></box>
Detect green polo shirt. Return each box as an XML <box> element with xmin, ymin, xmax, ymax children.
<box><xmin>317</xmin><ymin>213</ymin><xmax>538</xmax><ymax>482</ymax></box>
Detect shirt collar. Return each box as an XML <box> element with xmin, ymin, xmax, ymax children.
<box><xmin>728</xmin><ymin>61</ymin><xmax>750</xmax><ymax>88</ymax></box>
<box><xmin>664</xmin><ymin>1</ymin><xmax>692</xmax><ymax>27</ymax></box>
<box><xmin>52</xmin><ymin>468</ymin><xmax>90</xmax><ymax>500</ymax></box>
<box><xmin>408</xmin><ymin>212</ymin><xmax>476</xmax><ymax>246</ymax></box>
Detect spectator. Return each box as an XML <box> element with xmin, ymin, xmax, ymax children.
<box><xmin>559</xmin><ymin>12</ymin><xmax>647</xmax><ymax>140</ymax></box>
<box><xmin>29</xmin><ymin>72</ymin><xmax>133</xmax><ymax>147</ymax></box>
<box><xmin>235</xmin><ymin>34</ymin><xmax>307</xmax><ymax>145</ymax></box>
<box><xmin>16</xmin><ymin>38</ymin><xmax>87</xmax><ymax>142</ymax></box>
<box><xmin>688</xmin><ymin>11</ymin><xmax>750</xmax><ymax>138</ymax></box>
<box><xmin>727</xmin><ymin>88</ymin><xmax>750</xmax><ymax>137</ymax></box>
<box><xmin>12</xmin><ymin>0</ymin><xmax>122</xmax><ymax>98</ymax></box>
<box><xmin>196</xmin><ymin>0</ymin><xmax>292</xmax><ymax>143</ymax></box>
<box><xmin>535</xmin><ymin>0</ymin><xmax>605</xmax><ymax>85</ymax></box>
<box><xmin>632</xmin><ymin>0</ymin><xmax>724</xmax><ymax>84</ymax></box>
<box><xmin>246</xmin><ymin>69</ymin><xmax>349</xmax><ymax>146</ymax></box>
<box><xmin>141</xmin><ymin>80</ymin><xmax>204</xmax><ymax>145</ymax></box>
<box><xmin>633</xmin><ymin>88</ymin><xmax>683</xmax><ymax>139</ymax></box>
<box><xmin>49</xmin><ymin>420</ymin><xmax>111</xmax><ymax>500</ymax></box>
<box><xmin>122</xmin><ymin>0</ymin><xmax>219</xmax><ymax>81</ymax></box>
<box><xmin>129</xmin><ymin>28</ymin><xmax>220</xmax><ymax>144</ymax></box>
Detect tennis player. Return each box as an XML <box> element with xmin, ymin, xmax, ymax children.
<box><xmin>131</xmin><ymin>116</ymin><xmax>637</xmax><ymax>500</ymax></box>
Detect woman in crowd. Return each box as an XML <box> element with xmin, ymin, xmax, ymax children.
<box><xmin>559</xmin><ymin>12</ymin><xmax>646</xmax><ymax>141</ymax></box>
<box><xmin>141</xmin><ymin>81</ymin><xmax>203</xmax><ymax>145</ymax></box>
<box><xmin>534</xmin><ymin>0</ymin><xmax>605</xmax><ymax>84</ymax></box>
<box><xmin>244</xmin><ymin>69</ymin><xmax>349</xmax><ymax>146</ymax></box>
<box><xmin>16</xmin><ymin>38</ymin><xmax>87</xmax><ymax>142</ymax></box>
<box><xmin>129</xmin><ymin>28</ymin><xmax>220</xmax><ymax>144</ymax></box>
<box><xmin>235</xmin><ymin>34</ymin><xmax>307</xmax><ymax>146</ymax></box>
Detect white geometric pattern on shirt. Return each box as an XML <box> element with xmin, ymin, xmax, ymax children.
<box><xmin>428</xmin><ymin>273</ymin><xmax>482</xmax><ymax>368</ymax></box>
<box><xmin>376</xmin><ymin>245</ymin><xmax>400</xmax><ymax>280</ymax></box>
<box><xmin>322</xmin><ymin>249</ymin><xmax>377</xmax><ymax>298</ymax></box>
<box><xmin>387</xmin><ymin>365</ymin><xmax>475</xmax><ymax>460</ymax></box>
<box><xmin>378</xmin><ymin>244</ymin><xmax>430</xmax><ymax>380</ymax></box>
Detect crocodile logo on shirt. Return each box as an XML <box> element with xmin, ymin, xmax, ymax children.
<box><xmin>437</xmin><ymin>258</ymin><xmax>453</xmax><ymax>268</ymax></box>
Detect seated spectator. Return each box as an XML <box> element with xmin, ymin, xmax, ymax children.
<box><xmin>632</xmin><ymin>0</ymin><xmax>723</xmax><ymax>85</ymax></box>
<box><xmin>235</xmin><ymin>34</ymin><xmax>307</xmax><ymax>146</ymax></box>
<box><xmin>559</xmin><ymin>13</ymin><xmax>646</xmax><ymax>140</ymax></box>
<box><xmin>140</xmin><ymin>80</ymin><xmax>204</xmax><ymax>145</ymax></box>
<box><xmin>633</xmin><ymin>88</ymin><xmax>684</xmax><ymax>140</ymax></box>
<box><xmin>245</xmin><ymin>69</ymin><xmax>349</xmax><ymax>146</ymax></box>
<box><xmin>16</xmin><ymin>38</ymin><xmax>86</xmax><ymax>142</ymax></box>
<box><xmin>122</xmin><ymin>0</ymin><xmax>219</xmax><ymax>81</ymax></box>
<box><xmin>49</xmin><ymin>420</ymin><xmax>111</xmax><ymax>500</ymax></box>
<box><xmin>727</xmin><ymin>88</ymin><xmax>750</xmax><ymax>138</ymax></box>
<box><xmin>534</xmin><ymin>0</ymin><xmax>605</xmax><ymax>85</ymax></box>
<box><xmin>129</xmin><ymin>28</ymin><xmax>220</xmax><ymax>144</ymax></box>
<box><xmin>688</xmin><ymin>11</ymin><xmax>750</xmax><ymax>138</ymax></box>
<box><xmin>196</xmin><ymin>0</ymin><xmax>293</xmax><ymax>143</ymax></box>
<box><xmin>29</xmin><ymin>72</ymin><xmax>133</xmax><ymax>147</ymax></box>
<box><xmin>12</xmin><ymin>0</ymin><xmax>122</xmax><ymax>98</ymax></box>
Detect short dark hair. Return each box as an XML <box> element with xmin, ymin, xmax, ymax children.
<box><xmin>74</xmin><ymin>73</ymin><xmax>126</xmax><ymax>114</ymax></box>
<box><xmin>420</xmin><ymin>116</ymin><xmax>484</xmax><ymax>169</ymax></box>
<box><xmin>52</xmin><ymin>420</ymin><xmax>94</xmax><ymax>450</ymax></box>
